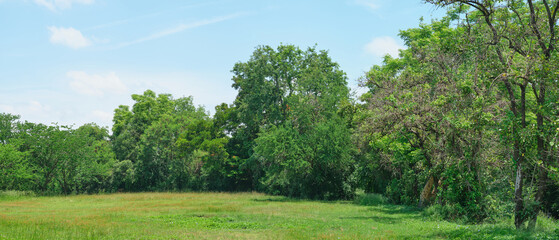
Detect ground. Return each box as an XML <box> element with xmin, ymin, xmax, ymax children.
<box><xmin>0</xmin><ymin>192</ymin><xmax>557</xmax><ymax>239</ymax></box>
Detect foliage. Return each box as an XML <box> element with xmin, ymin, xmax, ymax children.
<box><xmin>255</xmin><ymin>120</ymin><xmax>354</xmax><ymax>200</ymax></box>
<box><xmin>425</xmin><ymin>0</ymin><xmax>559</xmax><ymax>229</ymax></box>
<box><xmin>231</xmin><ymin>45</ymin><xmax>354</xmax><ymax>199</ymax></box>
<box><xmin>355</xmin><ymin>16</ymin><xmax>501</xmax><ymax>222</ymax></box>
<box><xmin>1</xmin><ymin>119</ymin><xmax>115</xmax><ymax>194</ymax></box>
<box><xmin>109</xmin><ymin>91</ymin><xmax>236</xmax><ymax>192</ymax></box>
<box><xmin>0</xmin><ymin>143</ymin><xmax>33</xmax><ymax>190</ymax></box>
<box><xmin>110</xmin><ymin>160</ymin><xmax>135</xmax><ymax>191</ymax></box>
<box><xmin>0</xmin><ymin>113</ymin><xmax>19</xmax><ymax>144</ymax></box>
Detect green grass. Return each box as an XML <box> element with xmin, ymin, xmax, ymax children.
<box><xmin>0</xmin><ymin>192</ymin><xmax>557</xmax><ymax>239</ymax></box>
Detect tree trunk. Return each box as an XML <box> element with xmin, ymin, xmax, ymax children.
<box><xmin>419</xmin><ymin>175</ymin><xmax>437</xmax><ymax>207</ymax></box>
<box><xmin>514</xmin><ymin>159</ymin><xmax>525</xmax><ymax>229</ymax></box>
<box><xmin>529</xmin><ymin>84</ymin><xmax>548</xmax><ymax>229</ymax></box>
<box><xmin>513</xmin><ymin>84</ymin><xmax>528</xmax><ymax>229</ymax></box>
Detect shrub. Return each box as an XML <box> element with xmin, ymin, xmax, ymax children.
<box><xmin>354</xmin><ymin>192</ymin><xmax>389</xmax><ymax>206</ymax></box>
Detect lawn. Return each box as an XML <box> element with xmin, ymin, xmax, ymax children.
<box><xmin>0</xmin><ymin>192</ymin><xmax>557</xmax><ymax>239</ymax></box>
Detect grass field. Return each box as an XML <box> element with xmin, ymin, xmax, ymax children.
<box><xmin>0</xmin><ymin>192</ymin><xmax>558</xmax><ymax>239</ymax></box>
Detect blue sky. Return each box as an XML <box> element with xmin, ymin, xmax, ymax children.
<box><xmin>0</xmin><ymin>0</ymin><xmax>444</xmax><ymax>129</ymax></box>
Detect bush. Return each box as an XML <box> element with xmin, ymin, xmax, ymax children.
<box><xmin>423</xmin><ymin>203</ymin><xmax>484</xmax><ymax>224</ymax></box>
<box><xmin>255</xmin><ymin>120</ymin><xmax>355</xmax><ymax>200</ymax></box>
<box><xmin>354</xmin><ymin>192</ymin><xmax>389</xmax><ymax>206</ymax></box>
<box><xmin>110</xmin><ymin>160</ymin><xmax>136</xmax><ymax>191</ymax></box>
<box><xmin>0</xmin><ymin>144</ymin><xmax>34</xmax><ymax>191</ymax></box>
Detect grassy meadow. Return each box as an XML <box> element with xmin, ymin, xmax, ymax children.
<box><xmin>0</xmin><ymin>191</ymin><xmax>558</xmax><ymax>240</ymax></box>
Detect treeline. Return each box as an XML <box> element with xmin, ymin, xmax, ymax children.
<box><xmin>1</xmin><ymin>0</ymin><xmax>559</xmax><ymax>229</ymax></box>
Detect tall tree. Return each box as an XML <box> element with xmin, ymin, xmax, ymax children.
<box><xmin>111</xmin><ymin>90</ymin><xmax>174</xmax><ymax>163</ymax></box>
<box><xmin>0</xmin><ymin>113</ymin><xmax>19</xmax><ymax>144</ymax></box>
<box><xmin>357</xmin><ymin>17</ymin><xmax>502</xmax><ymax>221</ymax></box>
<box><xmin>0</xmin><ymin>143</ymin><xmax>33</xmax><ymax>191</ymax></box>
<box><xmin>231</xmin><ymin>44</ymin><xmax>353</xmax><ymax>198</ymax></box>
<box><xmin>425</xmin><ymin>0</ymin><xmax>559</xmax><ymax>228</ymax></box>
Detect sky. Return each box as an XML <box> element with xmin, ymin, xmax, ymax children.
<box><xmin>0</xmin><ymin>0</ymin><xmax>444</xmax><ymax>129</ymax></box>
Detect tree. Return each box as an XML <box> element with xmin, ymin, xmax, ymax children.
<box><xmin>135</xmin><ymin>96</ymin><xmax>208</xmax><ymax>190</ymax></box>
<box><xmin>111</xmin><ymin>92</ymin><xmax>235</xmax><ymax>192</ymax></box>
<box><xmin>0</xmin><ymin>113</ymin><xmax>19</xmax><ymax>144</ymax></box>
<box><xmin>231</xmin><ymin>44</ymin><xmax>354</xmax><ymax>199</ymax></box>
<box><xmin>15</xmin><ymin>122</ymin><xmax>63</xmax><ymax>193</ymax></box>
<box><xmin>13</xmin><ymin>122</ymin><xmax>114</xmax><ymax>194</ymax></box>
<box><xmin>357</xmin><ymin>16</ymin><xmax>505</xmax><ymax>221</ymax></box>
<box><xmin>0</xmin><ymin>143</ymin><xmax>33</xmax><ymax>190</ymax></box>
<box><xmin>425</xmin><ymin>0</ymin><xmax>559</xmax><ymax>229</ymax></box>
<box><xmin>74</xmin><ymin>123</ymin><xmax>115</xmax><ymax>193</ymax></box>
<box><xmin>0</xmin><ymin>113</ymin><xmax>34</xmax><ymax>190</ymax></box>
<box><xmin>111</xmin><ymin>90</ymin><xmax>174</xmax><ymax>164</ymax></box>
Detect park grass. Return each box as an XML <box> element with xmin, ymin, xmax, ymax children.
<box><xmin>0</xmin><ymin>192</ymin><xmax>558</xmax><ymax>239</ymax></box>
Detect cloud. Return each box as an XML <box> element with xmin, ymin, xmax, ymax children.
<box><xmin>364</xmin><ymin>36</ymin><xmax>403</xmax><ymax>58</ymax></box>
<box><xmin>34</xmin><ymin>0</ymin><xmax>94</xmax><ymax>11</ymax></box>
<box><xmin>117</xmin><ymin>71</ymin><xmax>236</xmax><ymax>115</ymax></box>
<box><xmin>92</xmin><ymin>110</ymin><xmax>113</xmax><ymax>123</ymax></box>
<box><xmin>29</xmin><ymin>100</ymin><xmax>51</xmax><ymax>113</ymax></box>
<box><xmin>0</xmin><ymin>104</ymin><xmax>15</xmax><ymax>113</ymax></box>
<box><xmin>355</xmin><ymin>0</ymin><xmax>380</xmax><ymax>10</ymax></box>
<box><xmin>68</xmin><ymin>71</ymin><xmax>127</xmax><ymax>96</ymax></box>
<box><xmin>48</xmin><ymin>26</ymin><xmax>91</xmax><ymax>49</ymax></box>
<box><xmin>85</xmin><ymin>2</ymin><xmax>216</xmax><ymax>31</ymax></box>
<box><xmin>115</xmin><ymin>12</ymin><xmax>246</xmax><ymax>49</ymax></box>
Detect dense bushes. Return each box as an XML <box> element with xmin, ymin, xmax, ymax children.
<box><xmin>255</xmin><ymin>119</ymin><xmax>354</xmax><ymax>200</ymax></box>
<box><xmin>0</xmin><ymin>118</ymin><xmax>116</xmax><ymax>194</ymax></box>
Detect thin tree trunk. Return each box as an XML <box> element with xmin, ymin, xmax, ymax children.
<box><xmin>514</xmin><ymin>84</ymin><xmax>528</xmax><ymax>229</ymax></box>
<box><xmin>529</xmin><ymin>83</ymin><xmax>548</xmax><ymax>229</ymax></box>
<box><xmin>514</xmin><ymin>159</ymin><xmax>525</xmax><ymax>229</ymax></box>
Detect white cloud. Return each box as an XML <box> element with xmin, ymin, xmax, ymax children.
<box><xmin>118</xmin><ymin>71</ymin><xmax>236</xmax><ymax>115</ymax></box>
<box><xmin>68</xmin><ymin>71</ymin><xmax>127</xmax><ymax>96</ymax></box>
<box><xmin>29</xmin><ymin>100</ymin><xmax>51</xmax><ymax>113</ymax></box>
<box><xmin>92</xmin><ymin>110</ymin><xmax>112</xmax><ymax>123</ymax></box>
<box><xmin>355</xmin><ymin>0</ymin><xmax>380</xmax><ymax>10</ymax></box>
<box><xmin>34</xmin><ymin>0</ymin><xmax>94</xmax><ymax>11</ymax></box>
<box><xmin>0</xmin><ymin>104</ymin><xmax>15</xmax><ymax>113</ymax></box>
<box><xmin>115</xmin><ymin>12</ymin><xmax>246</xmax><ymax>49</ymax></box>
<box><xmin>48</xmin><ymin>26</ymin><xmax>91</xmax><ymax>49</ymax></box>
<box><xmin>364</xmin><ymin>36</ymin><xmax>403</xmax><ymax>58</ymax></box>
<box><xmin>0</xmin><ymin>70</ymin><xmax>235</xmax><ymax>129</ymax></box>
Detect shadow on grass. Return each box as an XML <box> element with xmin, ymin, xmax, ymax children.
<box><xmin>425</xmin><ymin>225</ymin><xmax>559</xmax><ymax>240</ymax></box>
<box><xmin>251</xmin><ymin>197</ymin><xmax>353</xmax><ymax>204</ymax></box>
<box><xmin>251</xmin><ymin>197</ymin><xmax>304</xmax><ymax>203</ymax></box>
<box><xmin>339</xmin><ymin>204</ymin><xmax>423</xmax><ymax>224</ymax></box>
<box><xmin>339</xmin><ymin>215</ymin><xmax>404</xmax><ymax>224</ymax></box>
<box><xmin>371</xmin><ymin>204</ymin><xmax>422</xmax><ymax>215</ymax></box>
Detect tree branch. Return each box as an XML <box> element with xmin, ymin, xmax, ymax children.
<box><xmin>527</xmin><ymin>0</ymin><xmax>550</xmax><ymax>57</ymax></box>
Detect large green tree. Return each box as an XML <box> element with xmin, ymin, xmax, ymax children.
<box><xmin>0</xmin><ymin>143</ymin><xmax>33</xmax><ymax>191</ymax></box>
<box><xmin>357</xmin><ymin>16</ymin><xmax>502</xmax><ymax>221</ymax></box>
<box><xmin>111</xmin><ymin>90</ymin><xmax>174</xmax><ymax>163</ymax></box>
<box><xmin>0</xmin><ymin>113</ymin><xmax>19</xmax><ymax>144</ymax></box>
<box><xmin>12</xmin><ymin>122</ymin><xmax>113</xmax><ymax>194</ymax></box>
<box><xmin>426</xmin><ymin>0</ymin><xmax>559</xmax><ymax>229</ymax></box>
<box><xmin>111</xmin><ymin>91</ymin><xmax>235</xmax><ymax>192</ymax></box>
<box><xmin>136</xmin><ymin>96</ymin><xmax>232</xmax><ymax>191</ymax></box>
<box><xmin>231</xmin><ymin>45</ymin><xmax>354</xmax><ymax>199</ymax></box>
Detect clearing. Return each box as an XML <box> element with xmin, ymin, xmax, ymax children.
<box><xmin>0</xmin><ymin>192</ymin><xmax>557</xmax><ymax>239</ymax></box>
